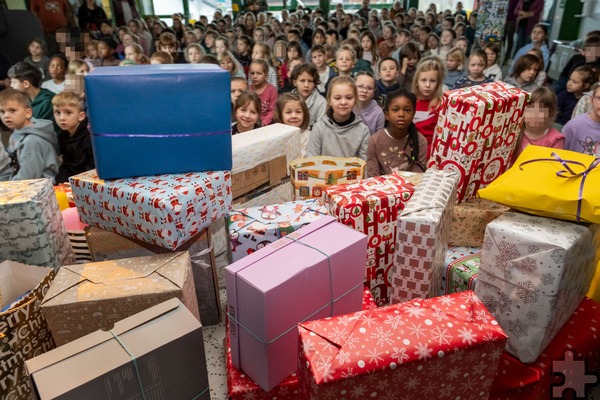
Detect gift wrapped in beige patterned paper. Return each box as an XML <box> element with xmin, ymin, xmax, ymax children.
<box><xmin>449</xmin><ymin>198</ymin><xmax>509</xmax><ymax>247</ymax></box>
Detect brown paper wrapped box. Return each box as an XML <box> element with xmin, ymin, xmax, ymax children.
<box><xmin>0</xmin><ymin>261</ymin><xmax>56</xmax><ymax>400</ymax></box>
<box><xmin>449</xmin><ymin>198</ymin><xmax>509</xmax><ymax>247</ymax></box>
<box><xmin>41</xmin><ymin>252</ymin><xmax>200</xmax><ymax>346</ymax></box>
<box><xmin>85</xmin><ymin>226</ymin><xmax>221</xmax><ymax>326</ymax></box>
<box><xmin>26</xmin><ymin>298</ymin><xmax>210</xmax><ymax>400</ymax></box>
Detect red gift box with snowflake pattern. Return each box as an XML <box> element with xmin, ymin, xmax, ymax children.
<box><xmin>428</xmin><ymin>82</ymin><xmax>529</xmax><ymax>202</ymax></box>
<box><xmin>298</xmin><ymin>291</ymin><xmax>507</xmax><ymax>399</ymax></box>
<box><xmin>323</xmin><ymin>174</ymin><xmax>416</xmax><ymax>306</ymax></box>
<box><xmin>226</xmin><ymin>286</ymin><xmax>378</xmax><ymax>400</ymax></box>
<box><xmin>489</xmin><ymin>296</ymin><xmax>600</xmax><ymax>400</ymax></box>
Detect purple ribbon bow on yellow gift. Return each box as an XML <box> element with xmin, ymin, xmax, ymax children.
<box><xmin>520</xmin><ymin>152</ymin><xmax>600</xmax><ymax>222</ymax></box>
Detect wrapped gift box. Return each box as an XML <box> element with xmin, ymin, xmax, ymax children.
<box><xmin>0</xmin><ymin>261</ymin><xmax>56</xmax><ymax>400</ymax></box>
<box><xmin>225</xmin><ymin>216</ymin><xmax>367</xmax><ymax>391</ymax></box>
<box><xmin>70</xmin><ymin>169</ymin><xmax>232</xmax><ymax>250</ymax></box>
<box><xmin>449</xmin><ymin>198</ymin><xmax>509</xmax><ymax>247</ymax></box>
<box><xmin>85</xmin><ymin>226</ymin><xmax>221</xmax><ymax>326</ymax></box>
<box><xmin>323</xmin><ymin>173</ymin><xmax>416</xmax><ymax>306</ymax></box>
<box><xmin>428</xmin><ymin>81</ymin><xmax>528</xmax><ymax>202</ymax></box>
<box><xmin>490</xmin><ymin>297</ymin><xmax>600</xmax><ymax>400</ymax></box>
<box><xmin>62</xmin><ymin>207</ymin><xmax>92</xmax><ymax>263</ymax></box>
<box><xmin>289</xmin><ymin>156</ymin><xmax>365</xmax><ymax>200</ymax></box>
<box><xmin>0</xmin><ymin>179</ymin><xmax>75</xmax><ymax>269</ymax></box>
<box><xmin>41</xmin><ymin>252</ymin><xmax>200</xmax><ymax>346</ymax></box>
<box><xmin>27</xmin><ymin>299</ymin><xmax>210</xmax><ymax>400</ymax></box>
<box><xmin>298</xmin><ymin>291</ymin><xmax>508</xmax><ymax>399</ymax></box>
<box><xmin>440</xmin><ymin>246</ymin><xmax>481</xmax><ymax>295</ymax></box>
<box><xmin>445</xmin><ymin>252</ymin><xmax>481</xmax><ymax>294</ymax></box>
<box><xmin>475</xmin><ymin>211</ymin><xmax>600</xmax><ymax>363</ymax></box>
<box><xmin>227</xmin><ymin>198</ymin><xmax>328</xmax><ymax>262</ymax></box>
<box><xmin>478</xmin><ymin>146</ymin><xmax>600</xmax><ymax>224</ymax></box>
<box><xmin>85</xmin><ymin>65</ymin><xmax>231</xmax><ymax>179</ymax></box>
<box><xmin>225</xmin><ymin>286</ymin><xmax>377</xmax><ymax>400</ymax></box>
<box><xmin>392</xmin><ymin>169</ymin><xmax>458</xmax><ymax>303</ymax></box>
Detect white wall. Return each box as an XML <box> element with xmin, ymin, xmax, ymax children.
<box><xmin>579</xmin><ymin>0</ymin><xmax>600</xmax><ymax>37</ymax></box>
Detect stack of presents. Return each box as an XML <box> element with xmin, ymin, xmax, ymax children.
<box><xmin>1</xmin><ymin>67</ymin><xmax>599</xmax><ymax>400</ymax></box>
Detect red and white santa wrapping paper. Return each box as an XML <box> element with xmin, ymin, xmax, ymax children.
<box><xmin>392</xmin><ymin>169</ymin><xmax>458</xmax><ymax>303</ymax></box>
<box><xmin>323</xmin><ymin>174</ymin><xmax>416</xmax><ymax>306</ymax></box>
<box><xmin>298</xmin><ymin>291</ymin><xmax>507</xmax><ymax>399</ymax></box>
<box><xmin>428</xmin><ymin>81</ymin><xmax>528</xmax><ymax>202</ymax></box>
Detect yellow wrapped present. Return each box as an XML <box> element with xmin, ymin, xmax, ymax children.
<box><xmin>478</xmin><ymin>145</ymin><xmax>600</xmax><ymax>223</ymax></box>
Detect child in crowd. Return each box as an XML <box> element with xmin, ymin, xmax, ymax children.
<box><xmin>527</xmin><ymin>48</ymin><xmax>547</xmax><ymax>87</ymax></box>
<box><xmin>453</xmin><ymin>49</ymin><xmax>492</xmax><ymax>89</ymax></box>
<box><xmin>311</xmin><ymin>45</ymin><xmax>335</xmax><ymax>96</ymax></box>
<box><xmin>215</xmin><ymin>36</ymin><xmax>231</xmax><ymax>55</ymax></box>
<box><xmin>0</xmin><ymin>89</ymin><xmax>58</xmax><ymax>181</ymax></box>
<box><xmin>52</xmin><ymin>91</ymin><xmax>95</xmax><ymax>184</ymax></box>
<box><xmin>437</xmin><ymin>29</ymin><xmax>455</xmax><ymax>61</ymax></box>
<box><xmin>203</xmin><ymin>30</ymin><xmax>218</xmax><ymax>55</ymax></box>
<box><xmin>514</xmin><ymin>87</ymin><xmax>564</xmax><ymax>158</ymax></box>
<box><xmin>150</xmin><ymin>51</ymin><xmax>173</xmax><ymax>64</ymax></box>
<box><xmin>8</xmin><ymin>62</ymin><xmax>55</xmax><ymax>122</ymax></box>
<box><xmin>374</xmin><ymin>57</ymin><xmax>400</xmax><ymax>107</ymax></box>
<box><xmin>281</xmin><ymin>57</ymin><xmax>305</xmax><ymax>93</ymax></box>
<box><xmin>335</xmin><ymin>45</ymin><xmax>357</xmax><ymax>78</ymax></box>
<box><xmin>124</xmin><ymin>44</ymin><xmax>149</xmax><ymax>65</ymax></box>
<box><xmin>251</xmin><ymin>43</ymin><xmax>278</xmax><ymax>87</ymax></box>
<box><xmin>367</xmin><ymin>88</ymin><xmax>428</xmax><ymax>177</ymax></box>
<box><xmin>230</xmin><ymin>76</ymin><xmax>248</xmax><ymax>121</ymax></box>
<box><xmin>274</xmin><ymin>93</ymin><xmax>311</xmax><ymax>156</ymax></box>
<box><xmin>291</xmin><ymin>63</ymin><xmax>326</xmax><ymax>128</ymax></box>
<box><xmin>185</xmin><ymin>43</ymin><xmax>204</xmax><ymax>64</ymax></box>
<box><xmin>236</xmin><ymin>35</ymin><xmax>253</xmax><ymax>73</ymax></box>
<box><xmin>68</xmin><ymin>60</ymin><xmax>89</xmax><ymax>76</ymax></box>
<box><xmin>42</xmin><ymin>54</ymin><xmax>68</xmax><ymax>94</ymax></box>
<box><xmin>281</xmin><ymin>41</ymin><xmax>304</xmax><ymax>85</ymax></box>
<box><xmin>391</xmin><ymin>29</ymin><xmax>411</xmax><ymax>62</ymax></box>
<box><xmin>425</xmin><ymin>33</ymin><xmax>441</xmax><ymax>57</ymax></box>
<box><xmin>483</xmin><ymin>42</ymin><xmax>502</xmax><ymax>81</ymax></box>
<box><xmin>413</xmin><ymin>57</ymin><xmax>445</xmax><ymax>156</ymax></box>
<box><xmin>158</xmin><ymin>32</ymin><xmax>185</xmax><ymax>63</ymax></box>
<box><xmin>556</xmin><ymin>65</ymin><xmax>597</xmax><ymax>126</ymax></box>
<box><xmin>24</xmin><ymin>38</ymin><xmax>49</xmax><ymax>81</ymax></box>
<box><xmin>397</xmin><ymin>43</ymin><xmax>421</xmax><ymax>91</ymax></box>
<box><xmin>249</xmin><ymin>59</ymin><xmax>277</xmax><ymax>125</ymax></box>
<box><xmin>98</xmin><ymin>37</ymin><xmax>120</xmax><ymax>66</ymax></box>
<box><xmin>377</xmin><ymin>24</ymin><xmax>396</xmax><ymax>59</ymax></box>
<box><xmin>510</xmin><ymin>24</ymin><xmax>550</xmax><ymax>74</ymax></box>
<box><xmin>219</xmin><ymin>51</ymin><xmax>245</xmax><ymax>78</ymax></box>
<box><xmin>360</xmin><ymin>30</ymin><xmax>379</xmax><ymax>71</ymax></box>
<box><xmin>354</xmin><ymin>71</ymin><xmax>385</xmax><ymax>135</ymax></box>
<box><xmin>232</xmin><ymin>91</ymin><xmax>261</xmax><ymax>135</ymax></box>
<box><xmin>504</xmin><ymin>54</ymin><xmax>541</xmax><ymax>92</ymax></box>
<box><xmin>444</xmin><ymin>47</ymin><xmax>465</xmax><ymax>88</ymax></box>
<box><xmin>454</xmin><ymin>36</ymin><xmax>469</xmax><ymax>55</ymax></box>
<box><xmin>562</xmin><ymin>83</ymin><xmax>600</xmax><ymax>156</ymax></box>
<box><xmin>83</xmin><ymin>40</ymin><xmax>100</xmax><ymax>69</ymax></box>
<box><xmin>307</xmin><ymin>76</ymin><xmax>370</xmax><ymax>160</ymax></box>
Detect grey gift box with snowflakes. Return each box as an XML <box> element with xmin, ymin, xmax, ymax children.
<box><xmin>475</xmin><ymin>210</ymin><xmax>600</xmax><ymax>363</ymax></box>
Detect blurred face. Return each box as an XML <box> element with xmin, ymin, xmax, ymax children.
<box><xmin>204</xmin><ymin>35</ymin><xmax>215</xmax><ymax>48</ymax></box>
<box><xmin>49</xmin><ymin>57</ymin><xmax>66</xmax><ymax>81</ymax></box>
<box><xmin>122</xmin><ymin>34</ymin><xmax>134</xmax><ymax>47</ymax></box>
<box><xmin>566</xmin><ymin>71</ymin><xmax>586</xmax><ymax>93</ymax></box>
<box><xmin>336</xmin><ymin>50</ymin><xmax>354</xmax><ymax>73</ymax></box>
<box><xmin>220</xmin><ymin>57</ymin><xmax>234</xmax><ymax>73</ymax></box>
<box><xmin>237</xmin><ymin>41</ymin><xmax>248</xmax><ymax>55</ymax></box>
<box><xmin>235</xmin><ymin>102</ymin><xmax>259</xmax><ymax>132</ymax></box>
<box><xmin>355</xmin><ymin>74</ymin><xmax>375</xmax><ymax>102</ymax></box>
<box><xmin>29</xmin><ymin>42</ymin><xmax>43</xmax><ymax>57</ymax></box>
<box><xmin>100</xmin><ymin>23</ymin><xmax>112</xmax><ymax>35</ymax></box>
<box><xmin>519</xmin><ymin>64</ymin><xmax>539</xmax><ymax>83</ymax></box>
<box><xmin>440</xmin><ymin>30</ymin><xmax>453</xmax><ymax>46</ymax></box>
<box><xmin>427</xmin><ymin>35</ymin><xmax>439</xmax><ymax>49</ymax></box>
<box><xmin>523</xmin><ymin>101</ymin><xmax>551</xmax><ymax>131</ymax></box>
<box><xmin>326</xmin><ymin>33</ymin><xmax>337</xmax><ymax>46</ymax></box>
<box><xmin>442</xmin><ymin>20</ymin><xmax>452</xmax><ymax>30</ymax></box>
<box><xmin>395</xmin><ymin>33</ymin><xmax>410</xmax><ymax>48</ymax></box>
<box><xmin>231</xmin><ymin>80</ymin><xmax>247</xmax><ymax>104</ymax></box>
<box><xmin>530</xmin><ymin>26</ymin><xmax>546</xmax><ymax>44</ymax></box>
<box><xmin>484</xmin><ymin>48</ymin><xmax>497</xmax><ymax>66</ymax></box>
<box><xmin>0</xmin><ymin>100</ymin><xmax>31</xmax><ymax>130</ymax></box>
<box><xmin>253</xmin><ymin>30</ymin><xmax>264</xmax><ymax>43</ymax></box>
<box><xmin>361</xmin><ymin>36</ymin><xmax>373</xmax><ymax>51</ymax></box>
<box><xmin>456</xmin><ymin>39</ymin><xmax>468</xmax><ymax>53</ymax></box>
<box><xmin>455</xmin><ymin>25</ymin><xmax>464</xmax><ymax>37</ymax></box>
<box><xmin>75</xmin><ymin>63</ymin><xmax>89</xmax><ymax>75</ymax></box>
<box><xmin>252</xmin><ymin>45</ymin><xmax>264</xmax><ymax>61</ymax></box>
<box><xmin>281</xmin><ymin>100</ymin><xmax>304</xmax><ymax>127</ymax></box>
<box><xmin>86</xmin><ymin>45</ymin><xmax>98</xmax><ymax>59</ymax></box>
<box><xmin>417</xmin><ymin>69</ymin><xmax>438</xmax><ymax>99</ymax></box>
<box><xmin>287</xmin><ymin>47</ymin><xmax>299</xmax><ymax>59</ymax></box>
<box><xmin>287</xmin><ymin>60</ymin><xmax>303</xmax><ymax>77</ymax></box>
<box><xmin>187</xmin><ymin>47</ymin><xmax>202</xmax><ymax>64</ymax></box>
<box><xmin>128</xmin><ymin>21</ymin><xmax>138</xmax><ymax>34</ymax></box>
<box><xmin>311</xmin><ymin>51</ymin><xmax>326</xmax><ymax>67</ymax></box>
<box><xmin>583</xmin><ymin>45</ymin><xmax>600</xmax><ymax>63</ymax></box>
<box><xmin>98</xmin><ymin>42</ymin><xmax>112</xmax><ymax>58</ymax></box>
<box><xmin>329</xmin><ymin>83</ymin><xmax>356</xmax><ymax>120</ymax></box>
<box><xmin>406</xmin><ymin>56</ymin><xmax>419</xmax><ymax>69</ymax></box>
<box><xmin>446</xmin><ymin>56</ymin><xmax>460</xmax><ymax>71</ymax></box>
<box><xmin>313</xmin><ymin>33</ymin><xmax>325</xmax><ymax>45</ymax></box>
<box><xmin>215</xmin><ymin>40</ymin><xmax>227</xmax><ymax>54</ymax></box>
<box><xmin>53</xmin><ymin>105</ymin><xmax>85</xmax><ymax>134</ymax></box>
<box><xmin>249</xmin><ymin>64</ymin><xmax>267</xmax><ymax>86</ymax></box>
<box><xmin>10</xmin><ymin>79</ymin><xmax>26</xmax><ymax>92</ymax></box>
<box><xmin>385</xmin><ymin>95</ymin><xmax>415</xmax><ymax>134</ymax></box>
<box><xmin>468</xmin><ymin>55</ymin><xmax>485</xmax><ymax>78</ymax></box>
<box><xmin>379</xmin><ymin>60</ymin><xmax>398</xmax><ymax>83</ymax></box>
<box><xmin>368</xmin><ymin>17</ymin><xmax>378</xmax><ymax>28</ymax></box>
<box><xmin>382</xmin><ymin>27</ymin><xmax>393</xmax><ymax>41</ymax></box>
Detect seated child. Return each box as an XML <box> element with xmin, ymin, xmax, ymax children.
<box><xmin>503</xmin><ymin>54</ymin><xmax>540</xmax><ymax>92</ymax></box>
<box><xmin>150</xmin><ymin>51</ymin><xmax>174</xmax><ymax>65</ymax></box>
<box><xmin>8</xmin><ymin>62</ymin><xmax>56</xmax><ymax>126</ymax></box>
<box><xmin>375</xmin><ymin>57</ymin><xmax>400</xmax><ymax>107</ymax></box>
<box><xmin>453</xmin><ymin>49</ymin><xmax>492</xmax><ymax>89</ymax></box>
<box><xmin>444</xmin><ymin>47</ymin><xmax>465</xmax><ymax>88</ymax></box>
<box><xmin>23</xmin><ymin>38</ymin><xmax>50</xmax><ymax>81</ymax></box>
<box><xmin>354</xmin><ymin>71</ymin><xmax>385</xmax><ymax>135</ymax></box>
<box><xmin>274</xmin><ymin>92</ymin><xmax>311</xmax><ymax>156</ymax></box>
<box><xmin>556</xmin><ymin>65</ymin><xmax>597</xmax><ymax>126</ymax></box>
<box><xmin>291</xmin><ymin>63</ymin><xmax>326</xmax><ymax>128</ymax></box>
<box><xmin>231</xmin><ymin>76</ymin><xmax>248</xmax><ymax>122</ymax></box>
<box><xmin>0</xmin><ymin>89</ymin><xmax>58</xmax><ymax>181</ymax></box>
<box><xmin>232</xmin><ymin>91</ymin><xmax>262</xmax><ymax>134</ymax></box>
<box><xmin>367</xmin><ymin>88</ymin><xmax>428</xmax><ymax>177</ymax></box>
<box><xmin>397</xmin><ymin>43</ymin><xmax>421</xmax><ymax>91</ymax></box>
<box><xmin>41</xmin><ymin>53</ymin><xmax>68</xmax><ymax>94</ymax></box>
<box><xmin>563</xmin><ymin>83</ymin><xmax>600</xmax><ymax>156</ymax></box>
<box><xmin>52</xmin><ymin>92</ymin><xmax>95</xmax><ymax>184</ymax></box>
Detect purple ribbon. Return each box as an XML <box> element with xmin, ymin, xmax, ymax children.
<box><xmin>92</xmin><ymin>130</ymin><xmax>230</xmax><ymax>138</ymax></box>
<box><xmin>519</xmin><ymin>152</ymin><xmax>600</xmax><ymax>222</ymax></box>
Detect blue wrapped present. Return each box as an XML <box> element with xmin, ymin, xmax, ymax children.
<box><xmin>85</xmin><ymin>65</ymin><xmax>232</xmax><ymax>179</ymax></box>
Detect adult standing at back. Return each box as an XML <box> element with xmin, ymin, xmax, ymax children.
<box><xmin>356</xmin><ymin>0</ymin><xmax>371</xmax><ymax>21</ymax></box>
<box><xmin>30</xmin><ymin>0</ymin><xmax>73</xmax><ymax>56</ymax></box>
<box><xmin>78</xmin><ymin>0</ymin><xmax>107</xmax><ymax>39</ymax></box>
<box><xmin>111</xmin><ymin>0</ymin><xmax>140</xmax><ymax>27</ymax></box>
<box><xmin>514</xmin><ymin>0</ymin><xmax>544</xmax><ymax>54</ymax></box>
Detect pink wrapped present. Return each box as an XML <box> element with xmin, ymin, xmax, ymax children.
<box><xmin>298</xmin><ymin>291</ymin><xmax>507</xmax><ymax>399</ymax></box>
<box><xmin>323</xmin><ymin>173</ymin><xmax>416</xmax><ymax>306</ymax></box>
<box><xmin>225</xmin><ymin>216</ymin><xmax>367</xmax><ymax>391</ymax></box>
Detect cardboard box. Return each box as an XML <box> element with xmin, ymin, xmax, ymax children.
<box><xmin>86</xmin><ymin>64</ymin><xmax>231</xmax><ymax>179</ymax></box>
<box><xmin>392</xmin><ymin>169</ymin><xmax>458</xmax><ymax>303</ymax></box>
<box><xmin>26</xmin><ymin>298</ymin><xmax>210</xmax><ymax>400</ymax></box>
<box><xmin>0</xmin><ymin>261</ymin><xmax>56</xmax><ymax>400</ymax></box>
<box><xmin>428</xmin><ymin>81</ymin><xmax>529</xmax><ymax>202</ymax></box>
<box><xmin>476</xmin><ymin>211</ymin><xmax>600</xmax><ymax>363</ymax></box>
<box><xmin>234</xmin><ymin>180</ymin><xmax>294</xmax><ymax>207</ymax></box>
<box><xmin>0</xmin><ymin>179</ymin><xmax>75</xmax><ymax>269</ymax></box>
<box><xmin>323</xmin><ymin>173</ymin><xmax>416</xmax><ymax>306</ymax></box>
<box><xmin>298</xmin><ymin>291</ymin><xmax>508</xmax><ymax>399</ymax></box>
<box><xmin>232</xmin><ymin>156</ymin><xmax>288</xmax><ymax>200</ymax></box>
<box><xmin>41</xmin><ymin>252</ymin><xmax>200</xmax><ymax>346</ymax></box>
<box><xmin>70</xmin><ymin>169</ymin><xmax>232</xmax><ymax>250</ymax></box>
<box><xmin>289</xmin><ymin>156</ymin><xmax>365</xmax><ymax>200</ymax></box>
<box><xmin>225</xmin><ymin>216</ymin><xmax>367</xmax><ymax>391</ymax></box>
<box><xmin>449</xmin><ymin>198</ymin><xmax>509</xmax><ymax>247</ymax></box>
<box><xmin>85</xmin><ymin>226</ymin><xmax>221</xmax><ymax>326</ymax></box>
<box><xmin>227</xmin><ymin>198</ymin><xmax>328</xmax><ymax>262</ymax></box>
